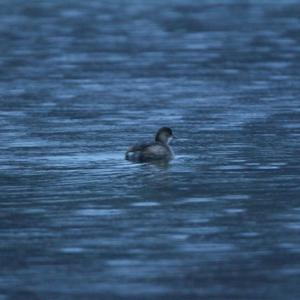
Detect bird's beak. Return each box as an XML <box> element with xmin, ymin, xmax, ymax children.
<box><xmin>172</xmin><ymin>135</ymin><xmax>177</xmax><ymax>139</ymax></box>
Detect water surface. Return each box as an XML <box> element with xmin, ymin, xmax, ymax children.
<box><xmin>1</xmin><ymin>0</ymin><xmax>300</xmax><ymax>299</ymax></box>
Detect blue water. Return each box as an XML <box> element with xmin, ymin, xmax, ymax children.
<box><xmin>1</xmin><ymin>0</ymin><xmax>300</xmax><ymax>299</ymax></box>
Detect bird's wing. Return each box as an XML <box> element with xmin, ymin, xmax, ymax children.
<box><xmin>127</xmin><ymin>142</ymin><xmax>152</xmax><ymax>152</ymax></box>
<box><xmin>141</xmin><ymin>144</ymin><xmax>169</xmax><ymax>160</ymax></box>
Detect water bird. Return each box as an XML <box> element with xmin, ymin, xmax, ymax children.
<box><xmin>125</xmin><ymin>127</ymin><xmax>176</xmax><ymax>162</ymax></box>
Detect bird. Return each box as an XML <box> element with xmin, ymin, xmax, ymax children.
<box><xmin>125</xmin><ymin>127</ymin><xmax>175</xmax><ymax>163</ymax></box>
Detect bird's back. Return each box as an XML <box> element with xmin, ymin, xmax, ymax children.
<box><xmin>125</xmin><ymin>142</ymin><xmax>172</xmax><ymax>162</ymax></box>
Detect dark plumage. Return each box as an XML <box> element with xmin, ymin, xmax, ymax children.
<box><xmin>125</xmin><ymin>127</ymin><xmax>175</xmax><ymax>162</ymax></box>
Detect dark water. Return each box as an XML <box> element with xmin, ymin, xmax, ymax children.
<box><xmin>1</xmin><ymin>0</ymin><xmax>300</xmax><ymax>299</ymax></box>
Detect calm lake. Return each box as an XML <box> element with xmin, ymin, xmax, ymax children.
<box><xmin>0</xmin><ymin>0</ymin><xmax>300</xmax><ymax>299</ymax></box>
